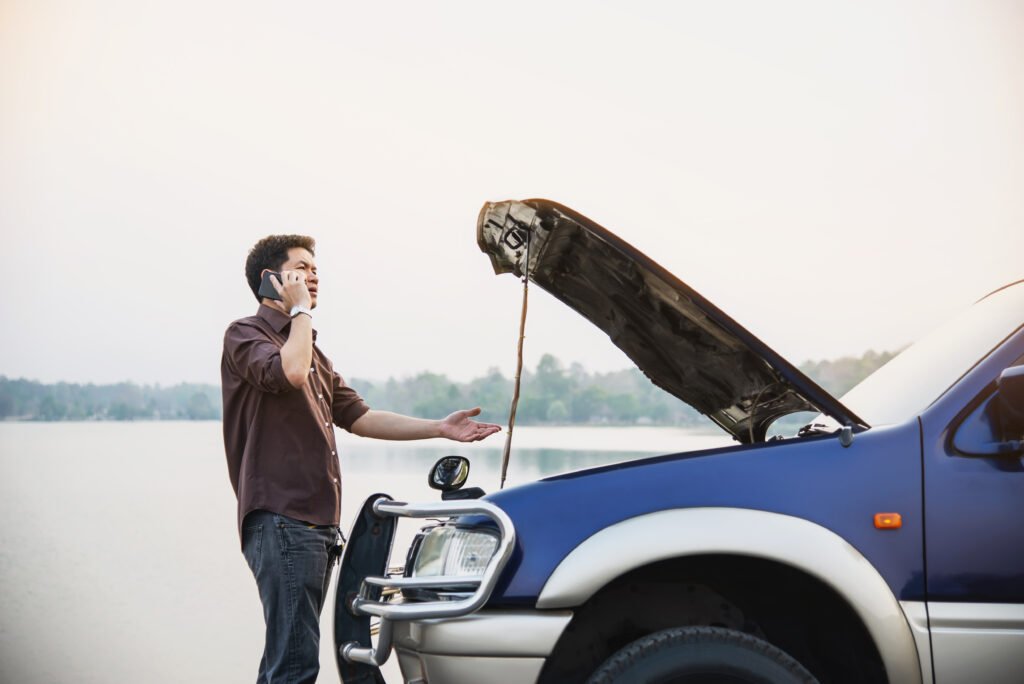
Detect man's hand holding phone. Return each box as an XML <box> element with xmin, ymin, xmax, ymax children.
<box><xmin>258</xmin><ymin>269</ymin><xmax>314</xmax><ymax>387</ymax></box>
<box><xmin>259</xmin><ymin>270</ymin><xmax>312</xmax><ymax>312</ymax></box>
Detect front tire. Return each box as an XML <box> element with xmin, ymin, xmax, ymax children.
<box><xmin>586</xmin><ymin>626</ymin><xmax>819</xmax><ymax>684</ymax></box>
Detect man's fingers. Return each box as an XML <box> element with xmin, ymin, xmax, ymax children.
<box><xmin>472</xmin><ymin>425</ymin><xmax>500</xmax><ymax>441</ymax></box>
<box><xmin>440</xmin><ymin>410</ymin><xmax>501</xmax><ymax>442</ymax></box>
<box><xmin>457</xmin><ymin>423</ymin><xmax>500</xmax><ymax>442</ymax></box>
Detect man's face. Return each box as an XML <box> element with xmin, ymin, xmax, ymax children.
<box><xmin>278</xmin><ymin>247</ymin><xmax>319</xmax><ymax>308</ymax></box>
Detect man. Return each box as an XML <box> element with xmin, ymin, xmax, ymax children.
<box><xmin>221</xmin><ymin>234</ymin><xmax>501</xmax><ymax>684</ymax></box>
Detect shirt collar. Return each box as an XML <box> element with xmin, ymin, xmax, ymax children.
<box><xmin>257</xmin><ymin>303</ymin><xmax>318</xmax><ymax>340</ymax></box>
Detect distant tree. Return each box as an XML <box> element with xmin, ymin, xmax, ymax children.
<box><xmin>407</xmin><ymin>372</ymin><xmax>465</xmax><ymax>418</ymax></box>
<box><xmin>108</xmin><ymin>402</ymin><xmax>135</xmax><ymax>420</ymax></box>
<box><xmin>186</xmin><ymin>392</ymin><xmax>217</xmax><ymax>420</ymax></box>
<box><xmin>464</xmin><ymin>367</ymin><xmax>512</xmax><ymax>424</ymax></box>
<box><xmin>607</xmin><ymin>393</ymin><xmax>641</xmax><ymax>423</ymax></box>
<box><xmin>536</xmin><ymin>354</ymin><xmax>572</xmax><ymax>397</ymax></box>
<box><xmin>546</xmin><ymin>399</ymin><xmax>569</xmax><ymax>423</ymax></box>
<box><xmin>38</xmin><ymin>395</ymin><xmax>66</xmax><ymax>421</ymax></box>
<box><xmin>571</xmin><ymin>385</ymin><xmax>607</xmax><ymax>423</ymax></box>
<box><xmin>800</xmin><ymin>349</ymin><xmax>898</xmax><ymax>397</ymax></box>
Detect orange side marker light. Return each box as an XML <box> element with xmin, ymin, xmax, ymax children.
<box><xmin>874</xmin><ymin>513</ymin><xmax>902</xmax><ymax>529</ymax></box>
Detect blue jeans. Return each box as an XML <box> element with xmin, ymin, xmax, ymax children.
<box><xmin>242</xmin><ymin>510</ymin><xmax>341</xmax><ymax>684</ymax></box>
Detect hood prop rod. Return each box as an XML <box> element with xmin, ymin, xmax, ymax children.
<box><xmin>499</xmin><ymin>222</ymin><xmax>533</xmax><ymax>489</ymax></box>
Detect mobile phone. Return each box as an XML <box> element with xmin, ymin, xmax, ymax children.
<box><xmin>258</xmin><ymin>271</ymin><xmax>283</xmax><ymax>301</ymax></box>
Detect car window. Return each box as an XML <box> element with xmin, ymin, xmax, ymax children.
<box><xmin>952</xmin><ymin>356</ymin><xmax>1024</xmax><ymax>456</ymax></box>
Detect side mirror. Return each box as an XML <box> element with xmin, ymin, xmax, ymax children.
<box><xmin>996</xmin><ymin>366</ymin><xmax>1024</xmax><ymax>440</ymax></box>
<box><xmin>428</xmin><ymin>456</ymin><xmax>470</xmax><ymax>492</ymax></box>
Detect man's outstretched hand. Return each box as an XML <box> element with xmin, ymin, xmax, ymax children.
<box><xmin>439</xmin><ymin>407</ymin><xmax>502</xmax><ymax>442</ymax></box>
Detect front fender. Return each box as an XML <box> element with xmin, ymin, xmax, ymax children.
<box><xmin>537</xmin><ymin>507</ymin><xmax>922</xmax><ymax>684</ymax></box>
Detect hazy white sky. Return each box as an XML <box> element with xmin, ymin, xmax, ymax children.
<box><xmin>2</xmin><ymin>0</ymin><xmax>1021</xmax><ymax>387</ymax></box>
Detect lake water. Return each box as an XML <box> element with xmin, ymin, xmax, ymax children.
<box><xmin>0</xmin><ymin>422</ymin><xmax>730</xmax><ymax>683</ymax></box>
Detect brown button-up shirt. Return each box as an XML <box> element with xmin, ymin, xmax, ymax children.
<box><xmin>221</xmin><ymin>304</ymin><xmax>370</xmax><ymax>542</ymax></box>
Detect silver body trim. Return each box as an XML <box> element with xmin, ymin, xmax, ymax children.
<box><xmin>392</xmin><ymin>610</ymin><xmax>572</xmax><ymax>684</ymax></box>
<box><xmin>538</xmin><ymin>507</ymin><xmax>923</xmax><ymax>684</ymax></box>
<box><xmin>929</xmin><ymin>602</ymin><xmax>1024</xmax><ymax>684</ymax></box>
<box><xmin>900</xmin><ymin>601</ymin><xmax>934</xmax><ymax>684</ymax></box>
<box><xmin>340</xmin><ymin>498</ymin><xmax>516</xmax><ymax>668</ymax></box>
<box><xmin>396</xmin><ymin>652</ymin><xmax>546</xmax><ymax>684</ymax></box>
<box><xmin>929</xmin><ymin>602</ymin><xmax>1024</xmax><ymax>630</ymax></box>
<box><xmin>393</xmin><ymin>610</ymin><xmax>573</xmax><ymax>657</ymax></box>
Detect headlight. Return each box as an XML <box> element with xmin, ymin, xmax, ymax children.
<box><xmin>411</xmin><ymin>526</ymin><xmax>499</xmax><ymax>577</ymax></box>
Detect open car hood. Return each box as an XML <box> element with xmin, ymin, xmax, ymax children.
<box><xmin>477</xmin><ymin>199</ymin><xmax>867</xmax><ymax>443</ymax></box>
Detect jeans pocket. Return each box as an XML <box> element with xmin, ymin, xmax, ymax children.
<box><xmin>272</xmin><ymin>512</ymin><xmax>317</xmax><ymax>528</ymax></box>
<box><xmin>242</xmin><ymin>524</ymin><xmax>264</xmax><ymax>576</ymax></box>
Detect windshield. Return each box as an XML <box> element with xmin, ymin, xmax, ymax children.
<box><xmin>833</xmin><ymin>281</ymin><xmax>1024</xmax><ymax>426</ymax></box>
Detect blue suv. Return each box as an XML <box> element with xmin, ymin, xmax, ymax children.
<box><xmin>334</xmin><ymin>200</ymin><xmax>1024</xmax><ymax>684</ymax></box>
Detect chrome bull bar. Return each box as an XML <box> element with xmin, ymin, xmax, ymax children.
<box><xmin>339</xmin><ymin>498</ymin><xmax>517</xmax><ymax>667</ymax></box>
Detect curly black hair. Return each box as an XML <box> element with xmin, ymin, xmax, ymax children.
<box><xmin>244</xmin><ymin>234</ymin><xmax>316</xmax><ymax>302</ymax></box>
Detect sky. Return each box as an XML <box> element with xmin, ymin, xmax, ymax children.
<box><xmin>1</xmin><ymin>0</ymin><xmax>1022</xmax><ymax>388</ymax></box>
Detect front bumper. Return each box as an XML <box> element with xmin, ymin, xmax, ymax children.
<box><xmin>392</xmin><ymin>609</ymin><xmax>573</xmax><ymax>684</ymax></box>
<box><xmin>335</xmin><ymin>495</ymin><xmax>526</xmax><ymax>681</ymax></box>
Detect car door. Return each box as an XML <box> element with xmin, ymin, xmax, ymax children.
<box><xmin>920</xmin><ymin>329</ymin><xmax>1024</xmax><ymax>684</ymax></box>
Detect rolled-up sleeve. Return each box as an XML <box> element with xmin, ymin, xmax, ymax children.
<box><xmin>332</xmin><ymin>372</ymin><xmax>370</xmax><ymax>431</ymax></box>
<box><xmin>223</xmin><ymin>322</ymin><xmax>291</xmax><ymax>393</ymax></box>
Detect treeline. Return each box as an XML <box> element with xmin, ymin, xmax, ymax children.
<box><xmin>800</xmin><ymin>349</ymin><xmax>898</xmax><ymax>397</ymax></box>
<box><xmin>0</xmin><ymin>378</ymin><xmax>220</xmax><ymax>421</ymax></box>
<box><xmin>351</xmin><ymin>357</ymin><xmax>705</xmax><ymax>427</ymax></box>
<box><xmin>0</xmin><ymin>349</ymin><xmax>896</xmax><ymax>424</ymax></box>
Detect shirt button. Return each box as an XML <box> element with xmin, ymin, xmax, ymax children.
<box><xmin>333</xmin><ymin>477</ymin><xmax>339</xmax><ymax>484</ymax></box>
<box><xmin>325</xmin><ymin>421</ymin><xmax>330</xmax><ymax>427</ymax></box>
<box><xmin>331</xmin><ymin>451</ymin><xmax>336</xmax><ymax>456</ymax></box>
<box><xmin>318</xmin><ymin>394</ymin><xmax>323</xmax><ymax>400</ymax></box>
